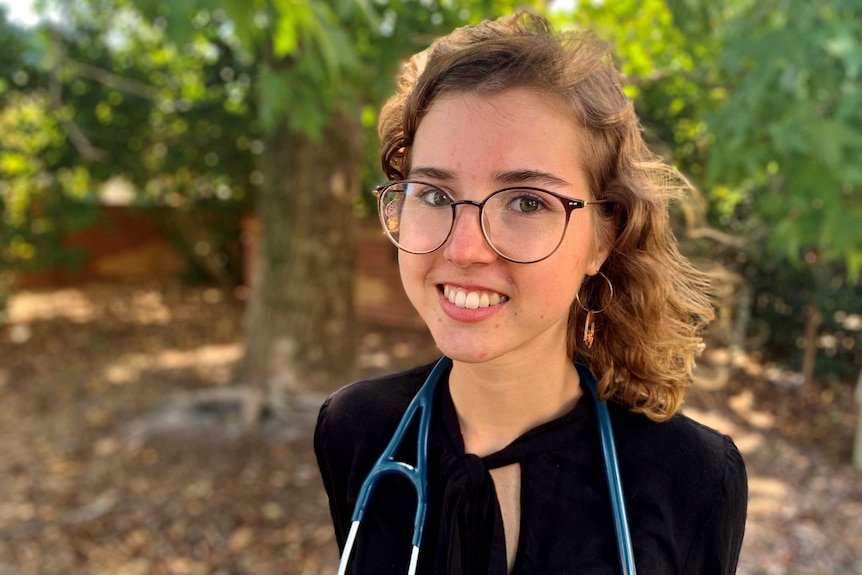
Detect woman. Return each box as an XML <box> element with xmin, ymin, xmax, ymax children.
<box><xmin>315</xmin><ymin>11</ymin><xmax>747</xmax><ymax>574</ymax></box>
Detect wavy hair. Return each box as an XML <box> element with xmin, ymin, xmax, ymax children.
<box><xmin>378</xmin><ymin>11</ymin><xmax>714</xmax><ymax>421</ymax></box>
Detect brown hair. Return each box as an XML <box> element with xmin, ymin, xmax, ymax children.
<box><xmin>378</xmin><ymin>11</ymin><xmax>714</xmax><ymax>421</ymax></box>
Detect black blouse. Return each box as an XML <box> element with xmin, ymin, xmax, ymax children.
<box><xmin>314</xmin><ymin>361</ymin><xmax>747</xmax><ymax>574</ymax></box>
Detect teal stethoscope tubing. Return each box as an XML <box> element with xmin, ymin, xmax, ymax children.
<box><xmin>336</xmin><ymin>356</ymin><xmax>637</xmax><ymax>575</ymax></box>
<box><xmin>587</xmin><ymin>362</ymin><xmax>637</xmax><ymax>575</ymax></box>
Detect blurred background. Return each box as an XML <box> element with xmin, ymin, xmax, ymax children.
<box><xmin>0</xmin><ymin>0</ymin><xmax>860</xmax><ymax>573</ymax></box>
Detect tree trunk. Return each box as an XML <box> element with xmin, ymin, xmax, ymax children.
<box><xmin>234</xmin><ymin>109</ymin><xmax>361</xmax><ymax>406</ymax></box>
<box><xmin>801</xmin><ymin>302</ymin><xmax>821</xmax><ymax>391</ymax></box>
<box><xmin>854</xmin><ymin>367</ymin><xmax>862</xmax><ymax>470</ymax></box>
<box><xmin>0</xmin><ymin>270</ymin><xmax>15</xmax><ymax>328</ymax></box>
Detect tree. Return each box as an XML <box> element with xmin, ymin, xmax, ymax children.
<box><xmin>706</xmin><ymin>0</ymin><xmax>862</xmax><ymax>272</ymax></box>
<box><xmin>1</xmin><ymin>0</ymin><xmax>259</xmax><ymax>278</ymax></box>
<box><xmin>0</xmin><ymin>9</ymin><xmax>51</xmax><ymax>322</ymax></box>
<box><xmin>0</xmin><ymin>7</ymin><xmax>108</xmax><ymax>312</ymax></box>
<box><xmin>704</xmin><ymin>0</ymin><xmax>862</xmax><ymax>385</ymax></box>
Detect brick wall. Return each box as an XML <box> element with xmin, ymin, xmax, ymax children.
<box><xmin>242</xmin><ymin>215</ymin><xmax>425</xmax><ymax>330</ymax></box>
<box><xmin>354</xmin><ymin>218</ymin><xmax>425</xmax><ymax>330</ymax></box>
<box><xmin>15</xmin><ymin>208</ymin><xmax>426</xmax><ymax>331</ymax></box>
<box><xmin>15</xmin><ymin>206</ymin><xmax>185</xmax><ymax>288</ymax></box>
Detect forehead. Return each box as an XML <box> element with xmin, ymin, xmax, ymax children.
<box><xmin>409</xmin><ymin>88</ymin><xmax>586</xmax><ymax>187</ymax></box>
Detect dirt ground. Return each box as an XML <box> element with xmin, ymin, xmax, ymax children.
<box><xmin>0</xmin><ymin>281</ymin><xmax>860</xmax><ymax>575</ymax></box>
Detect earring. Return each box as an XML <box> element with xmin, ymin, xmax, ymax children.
<box><xmin>583</xmin><ymin>309</ymin><xmax>596</xmax><ymax>349</ymax></box>
<box><xmin>575</xmin><ymin>272</ymin><xmax>614</xmax><ymax>349</ymax></box>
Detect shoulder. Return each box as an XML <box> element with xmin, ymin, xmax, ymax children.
<box><xmin>612</xmin><ymin>408</ymin><xmax>748</xmax><ymax>575</ymax></box>
<box><xmin>315</xmin><ymin>361</ymin><xmax>436</xmax><ymax>448</ymax></box>
<box><xmin>610</xmin><ymin>404</ymin><xmax>747</xmax><ymax>570</ymax></box>
<box><xmin>612</xmin><ymin>402</ymin><xmax>747</xmax><ymax>519</ymax></box>
<box><xmin>611</xmin><ymin>403</ymin><xmax>740</xmax><ymax>467</ymax></box>
<box><xmin>611</xmin><ymin>404</ymin><xmax>746</xmax><ymax>498</ymax></box>
<box><xmin>314</xmin><ymin>361</ymin><xmax>440</xmax><ymax>546</ymax></box>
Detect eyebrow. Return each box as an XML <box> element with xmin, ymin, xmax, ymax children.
<box><xmin>407</xmin><ymin>166</ymin><xmax>571</xmax><ymax>189</ymax></box>
<box><xmin>494</xmin><ymin>169</ymin><xmax>571</xmax><ymax>189</ymax></box>
<box><xmin>407</xmin><ymin>166</ymin><xmax>454</xmax><ymax>181</ymax></box>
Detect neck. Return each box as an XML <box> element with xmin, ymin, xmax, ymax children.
<box><xmin>449</xmin><ymin>353</ymin><xmax>582</xmax><ymax>457</ymax></box>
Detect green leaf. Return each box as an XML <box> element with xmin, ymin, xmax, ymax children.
<box><xmin>272</xmin><ymin>5</ymin><xmax>298</xmax><ymax>56</ymax></box>
<box><xmin>846</xmin><ymin>247</ymin><xmax>862</xmax><ymax>282</ymax></box>
<box><xmin>257</xmin><ymin>64</ymin><xmax>291</xmax><ymax>133</ymax></box>
<box><xmin>807</xmin><ymin>120</ymin><xmax>862</xmax><ymax>169</ymax></box>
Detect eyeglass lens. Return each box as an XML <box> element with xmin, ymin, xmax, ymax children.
<box><xmin>378</xmin><ymin>182</ymin><xmax>571</xmax><ymax>263</ymax></box>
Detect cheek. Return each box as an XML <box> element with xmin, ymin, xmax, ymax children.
<box><xmin>398</xmin><ymin>251</ymin><xmax>414</xmax><ymax>284</ymax></box>
<box><xmin>565</xmin><ymin>219</ymin><xmax>607</xmax><ymax>276</ymax></box>
<box><xmin>398</xmin><ymin>252</ymin><xmax>427</xmax><ymax>295</ymax></box>
<box><xmin>540</xmin><ymin>241</ymin><xmax>593</xmax><ymax>306</ymax></box>
<box><xmin>525</xmin><ymin>263</ymin><xmax>584</xmax><ymax>311</ymax></box>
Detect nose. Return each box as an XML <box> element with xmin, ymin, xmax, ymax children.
<box><xmin>442</xmin><ymin>204</ymin><xmax>498</xmax><ymax>266</ymax></box>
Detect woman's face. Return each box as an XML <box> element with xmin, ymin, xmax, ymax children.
<box><xmin>398</xmin><ymin>88</ymin><xmax>609</xmax><ymax>366</ymax></box>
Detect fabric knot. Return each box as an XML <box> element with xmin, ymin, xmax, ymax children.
<box><xmin>462</xmin><ymin>454</ymin><xmax>487</xmax><ymax>491</ymax></box>
<box><xmin>434</xmin><ymin>453</ymin><xmax>499</xmax><ymax>574</ymax></box>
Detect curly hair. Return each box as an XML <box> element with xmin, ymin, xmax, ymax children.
<box><xmin>378</xmin><ymin>11</ymin><xmax>714</xmax><ymax>421</ymax></box>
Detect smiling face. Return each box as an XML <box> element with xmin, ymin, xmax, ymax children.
<box><xmin>398</xmin><ymin>88</ymin><xmax>610</xmax><ymax>366</ymax></box>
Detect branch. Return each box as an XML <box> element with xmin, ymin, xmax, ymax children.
<box><xmin>686</xmin><ymin>226</ymin><xmax>747</xmax><ymax>248</ymax></box>
<box><xmin>66</xmin><ymin>60</ymin><xmax>159</xmax><ymax>100</ymax></box>
<box><xmin>678</xmin><ymin>192</ymin><xmax>746</xmax><ymax>248</ymax></box>
<box><xmin>48</xmin><ymin>27</ymin><xmax>108</xmax><ymax>163</ymax></box>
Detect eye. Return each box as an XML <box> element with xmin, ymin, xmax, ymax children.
<box><xmin>508</xmin><ymin>192</ymin><xmax>548</xmax><ymax>213</ymax></box>
<box><xmin>417</xmin><ymin>186</ymin><xmax>452</xmax><ymax>207</ymax></box>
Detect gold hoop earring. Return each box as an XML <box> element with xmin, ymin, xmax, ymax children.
<box><xmin>574</xmin><ymin>271</ymin><xmax>614</xmax><ymax>349</ymax></box>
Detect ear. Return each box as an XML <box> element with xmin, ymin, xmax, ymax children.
<box><xmin>586</xmin><ymin>211</ymin><xmax>615</xmax><ymax>275</ymax></box>
<box><xmin>586</xmin><ymin>245</ymin><xmax>610</xmax><ymax>277</ymax></box>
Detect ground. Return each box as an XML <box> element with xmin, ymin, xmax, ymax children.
<box><xmin>0</xmin><ymin>282</ymin><xmax>859</xmax><ymax>575</ymax></box>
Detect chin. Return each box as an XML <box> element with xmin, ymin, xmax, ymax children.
<box><xmin>428</xmin><ymin>333</ymin><xmax>498</xmax><ymax>364</ymax></box>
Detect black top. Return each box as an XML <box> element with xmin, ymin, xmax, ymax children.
<box><xmin>314</xmin><ymin>361</ymin><xmax>747</xmax><ymax>574</ymax></box>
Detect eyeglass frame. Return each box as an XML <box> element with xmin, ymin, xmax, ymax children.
<box><xmin>373</xmin><ymin>180</ymin><xmax>611</xmax><ymax>264</ymax></box>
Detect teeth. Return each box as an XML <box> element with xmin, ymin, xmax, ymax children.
<box><xmin>444</xmin><ymin>285</ymin><xmax>508</xmax><ymax>309</ymax></box>
<box><xmin>454</xmin><ymin>290</ymin><xmax>466</xmax><ymax>307</ymax></box>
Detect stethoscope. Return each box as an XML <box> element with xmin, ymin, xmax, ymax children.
<box><xmin>337</xmin><ymin>356</ymin><xmax>637</xmax><ymax>575</ymax></box>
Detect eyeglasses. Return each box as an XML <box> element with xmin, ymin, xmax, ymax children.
<box><xmin>374</xmin><ymin>180</ymin><xmax>607</xmax><ymax>264</ymax></box>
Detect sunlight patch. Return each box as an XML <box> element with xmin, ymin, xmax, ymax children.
<box><xmin>7</xmin><ymin>288</ymin><xmax>97</xmax><ymax>324</ymax></box>
<box><xmin>747</xmin><ymin>476</ymin><xmax>793</xmax><ymax>518</ymax></box>
<box><xmin>101</xmin><ymin>344</ymin><xmax>243</xmax><ymax>386</ymax></box>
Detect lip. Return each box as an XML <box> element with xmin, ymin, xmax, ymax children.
<box><xmin>436</xmin><ymin>282</ymin><xmax>508</xmax><ymax>323</ymax></box>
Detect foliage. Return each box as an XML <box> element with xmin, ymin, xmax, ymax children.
<box><xmin>706</xmin><ymin>0</ymin><xmax>862</xmax><ymax>280</ymax></box>
<box><xmin>703</xmin><ymin>0</ymin><xmax>862</xmax><ymax>378</ymax></box>
<box><xmin>133</xmin><ymin>0</ymin><xmax>540</xmax><ymax>189</ymax></box>
<box><xmin>741</xmin><ymin>238</ymin><xmax>862</xmax><ymax>382</ymax></box>
<box><xmin>50</xmin><ymin>0</ymin><xmax>259</xmax><ymax>202</ymax></box>
<box><xmin>2</xmin><ymin>0</ymin><xmax>547</xmax><ymax>280</ymax></box>
<box><xmin>0</xmin><ymin>0</ymin><xmax>258</xmax><ymax>283</ymax></box>
<box><xmin>0</xmin><ymin>9</ymin><xmax>98</xmax><ymax>274</ymax></box>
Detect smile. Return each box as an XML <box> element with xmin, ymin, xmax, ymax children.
<box><xmin>442</xmin><ymin>285</ymin><xmax>509</xmax><ymax>309</ymax></box>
